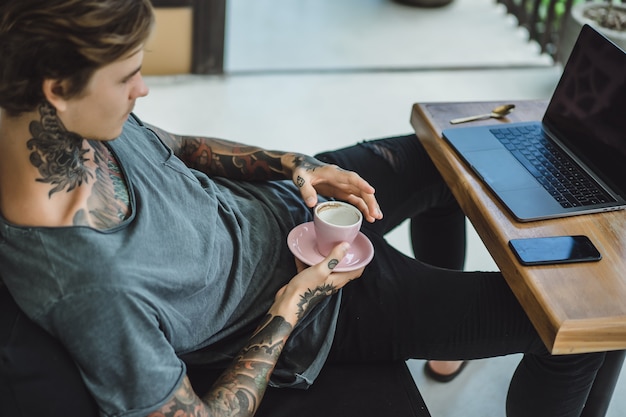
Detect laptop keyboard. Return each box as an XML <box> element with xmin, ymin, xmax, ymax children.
<box><xmin>490</xmin><ymin>126</ymin><xmax>615</xmax><ymax>208</ymax></box>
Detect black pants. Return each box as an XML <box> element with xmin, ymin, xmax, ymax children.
<box><xmin>316</xmin><ymin>135</ymin><xmax>605</xmax><ymax>417</ymax></box>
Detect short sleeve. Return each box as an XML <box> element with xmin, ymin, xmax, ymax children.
<box><xmin>48</xmin><ymin>288</ymin><xmax>185</xmax><ymax>417</ymax></box>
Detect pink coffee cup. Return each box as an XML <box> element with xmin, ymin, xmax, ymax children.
<box><xmin>313</xmin><ymin>201</ymin><xmax>363</xmax><ymax>256</ymax></box>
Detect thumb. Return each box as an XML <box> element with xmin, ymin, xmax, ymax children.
<box><xmin>321</xmin><ymin>242</ymin><xmax>351</xmax><ymax>271</ymax></box>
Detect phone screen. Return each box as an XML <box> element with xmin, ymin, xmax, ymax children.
<box><xmin>508</xmin><ymin>235</ymin><xmax>602</xmax><ymax>266</ymax></box>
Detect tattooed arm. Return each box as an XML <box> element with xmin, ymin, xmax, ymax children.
<box><xmin>147</xmin><ymin>124</ymin><xmax>383</xmax><ymax>223</ymax></box>
<box><xmin>147</xmin><ymin>123</ymin><xmax>305</xmax><ymax>181</ymax></box>
<box><xmin>148</xmin><ymin>243</ymin><xmax>363</xmax><ymax>417</ymax></box>
<box><xmin>151</xmin><ymin>315</ymin><xmax>291</xmax><ymax>417</ymax></box>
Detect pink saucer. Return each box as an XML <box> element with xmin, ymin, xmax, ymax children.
<box><xmin>287</xmin><ymin>222</ymin><xmax>374</xmax><ymax>272</ymax></box>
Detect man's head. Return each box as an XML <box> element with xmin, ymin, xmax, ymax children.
<box><xmin>0</xmin><ymin>0</ymin><xmax>155</xmax><ymax>117</ymax></box>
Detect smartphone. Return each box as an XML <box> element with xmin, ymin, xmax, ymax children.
<box><xmin>508</xmin><ymin>235</ymin><xmax>602</xmax><ymax>266</ymax></box>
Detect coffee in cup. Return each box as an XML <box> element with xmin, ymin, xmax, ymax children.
<box><xmin>313</xmin><ymin>201</ymin><xmax>363</xmax><ymax>256</ymax></box>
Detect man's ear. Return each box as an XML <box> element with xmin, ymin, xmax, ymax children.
<box><xmin>42</xmin><ymin>79</ymin><xmax>69</xmax><ymax>112</ymax></box>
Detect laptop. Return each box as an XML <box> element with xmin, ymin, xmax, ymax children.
<box><xmin>442</xmin><ymin>24</ymin><xmax>626</xmax><ymax>222</ymax></box>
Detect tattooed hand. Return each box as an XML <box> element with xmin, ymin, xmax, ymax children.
<box><xmin>273</xmin><ymin>242</ymin><xmax>364</xmax><ymax>326</ymax></box>
<box><xmin>289</xmin><ymin>154</ymin><xmax>382</xmax><ymax>224</ymax></box>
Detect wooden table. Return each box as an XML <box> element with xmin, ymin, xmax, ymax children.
<box><xmin>410</xmin><ymin>100</ymin><xmax>625</xmax><ymax>416</ymax></box>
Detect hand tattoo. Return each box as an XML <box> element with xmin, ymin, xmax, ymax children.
<box><xmin>292</xmin><ymin>155</ymin><xmax>323</xmax><ymax>172</ymax></box>
<box><xmin>296</xmin><ymin>283</ymin><xmax>337</xmax><ymax>320</ymax></box>
<box><xmin>27</xmin><ymin>101</ymin><xmax>92</xmax><ymax>197</ymax></box>
<box><xmin>296</xmin><ymin>175</ymin><xmax>305</xmax><ymax>188</ymax></box>
<box><xmin>328</xmin><ymin>259</ymin><xmax>339</xmax><ymax>269</ymax></box>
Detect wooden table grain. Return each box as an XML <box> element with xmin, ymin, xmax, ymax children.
<box><xmin>410</xmin><ymin>100</ymin><xmax>626</xmax><ymax>355</ymax></box>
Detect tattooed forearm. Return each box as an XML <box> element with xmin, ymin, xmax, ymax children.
<box><xmin>27</xmin><ymin>101</ymin><xmax>92</xmax><ymax>196</ymax></box>
<box><xmin>180</xmin><ymin>138</ymin><xmax>285</xmax><ymax>180</ymax></box>
<box><xmin>149</xmin><ymin>315</ymin><xmax>293</xmax><ymax>417</ymax></box>
<box><xmin>150</xmin><ymin>378</ymin><xmax>207</xmax><ymax>417</ymax></box>
<box><xmin>230</xmin><ymin>149</ymin><xmax>285</xmax><ymax>181</ymax></box>
<box><xmin>205</xmin><ymin>315</ymin><xmax>291</xmax><ymax>416</ymax></box>
<box><xmin>147</xmin><ymin>124</ymin><xmax>286</xmax><ymax>180</ymax></box>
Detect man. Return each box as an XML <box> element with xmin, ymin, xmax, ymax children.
<box><xmin>0</xmin><ymin>1</ymin><xmax>605</xmax><ymax>417</ymax></box>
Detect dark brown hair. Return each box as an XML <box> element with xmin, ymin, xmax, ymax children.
<box><xmin>0</xmin><ymin>0</ymin><xmax>155</xmax><ymax>116</ymax></box>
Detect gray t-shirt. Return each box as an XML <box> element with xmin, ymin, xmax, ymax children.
<box><xmin>0</xmin><ymin>115</ymin><xmax>340</xmax><ymax>417</ymax></box>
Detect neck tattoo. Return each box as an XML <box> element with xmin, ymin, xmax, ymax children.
<box><xmin>27</xmin><ymin>102</ymin><xmax>92</xmax><ymax>197</ymax></box>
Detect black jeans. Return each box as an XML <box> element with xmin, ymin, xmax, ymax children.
<box><xmin>316</xmin><ymin>135</ymin><xmax>605</xmax><ymax>417</ymax></box>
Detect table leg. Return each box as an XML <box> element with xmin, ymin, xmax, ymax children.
<box><xmin>580</xmin><ymin>350</ymin><xmax>625</xmax><ymax>417</ymax></box>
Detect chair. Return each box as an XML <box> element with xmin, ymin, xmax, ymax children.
<box><xmin>0</xmin><ymin>286</ymin><xmax>431</xmax><ymax>417</ymax></box>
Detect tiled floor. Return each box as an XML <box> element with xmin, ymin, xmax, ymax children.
<box><xmin>135</xmin><ymin>0</ymin><xmax>624</xmax><ymax>415</ymax></box>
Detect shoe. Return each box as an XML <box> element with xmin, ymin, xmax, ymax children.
<box><xmin>423</xmin><ymin>360</ymin><xmax>467</xmax><ymax>382</ymax></box>
<box><xmin>392</xmin><ymin>0</ymin><xmax>454</xmax><ymax>7</ymax></box>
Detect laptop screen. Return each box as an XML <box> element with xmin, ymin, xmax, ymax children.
<box><xmin>543</xmin><ymin>24</ymin><xmax>626</xmax><ymax>198</ymax></box>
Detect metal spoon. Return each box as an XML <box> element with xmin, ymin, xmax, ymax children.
<box><xmin>449</xmin><ymin>104</ymin><xmax>515</xmax><ymax>124</ymax></box>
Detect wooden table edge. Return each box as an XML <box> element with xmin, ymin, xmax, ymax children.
<box><xmin>410</xmin><ymin>101</ymin><xmax>626</xmax><ymax>354</ymax></box>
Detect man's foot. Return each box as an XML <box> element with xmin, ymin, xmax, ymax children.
<box><xmin>424</xmin><ymin>360</ymin><xmax>467</xmax><ymax>382</ymax></box>
<box><xmin>392</xmin><ymin>0</ymin><xmax>454</xmax><ymax>7</ymax></box>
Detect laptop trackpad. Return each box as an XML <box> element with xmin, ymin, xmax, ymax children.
<box><xmin>464</xmin><ymin>149</ymin><xmax>539</xmax><ymax>191</ymax></box>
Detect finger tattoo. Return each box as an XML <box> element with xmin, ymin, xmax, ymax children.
<box><xmin>296</xmin><ymin>175</ymin><xmax>305</xmax><ymax>188</ymax></box>
<box><xmin>328</xmin><ymin>259</ymin><xmax>339</xmax><ymax>270</ymax></box>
